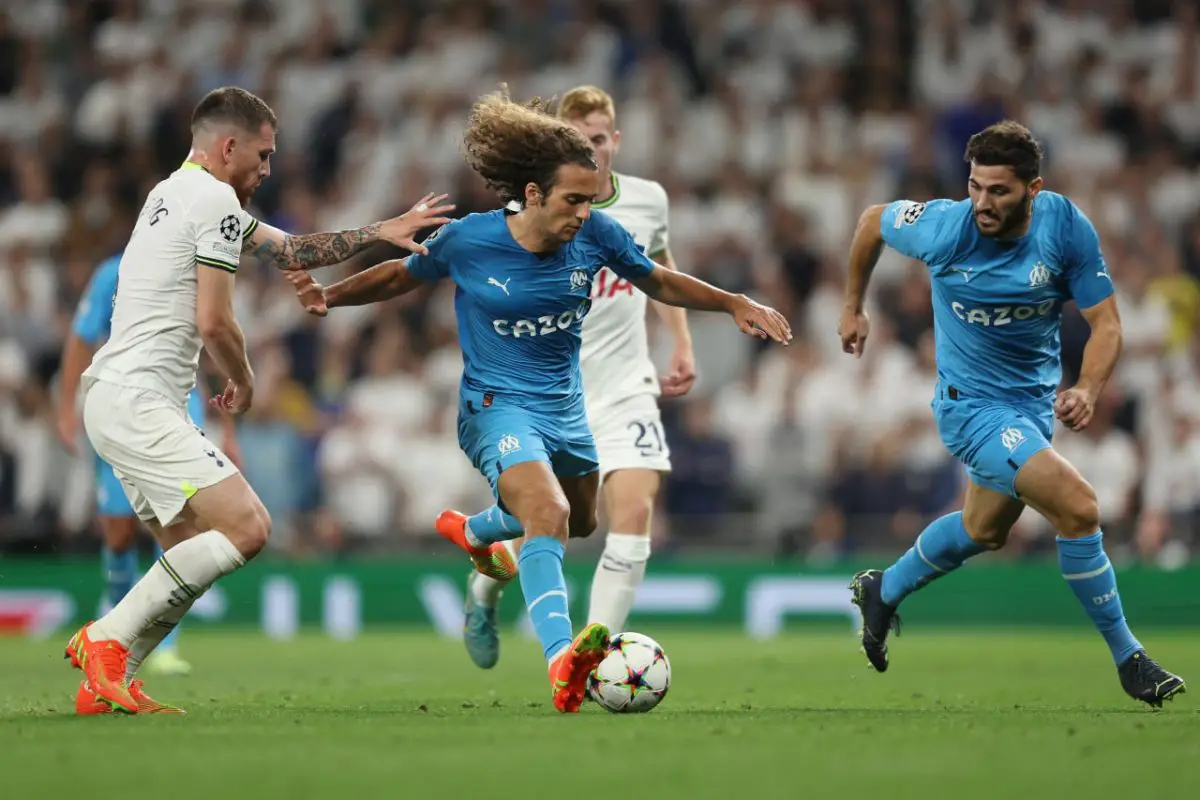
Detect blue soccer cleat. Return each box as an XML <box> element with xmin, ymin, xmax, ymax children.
<box><xmin>463</xmin><ymin>572</ymin><xmax>501</xmax><ymax>669</ymax></box>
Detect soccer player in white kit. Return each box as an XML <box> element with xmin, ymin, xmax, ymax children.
<box><xmin>462</xmin><ymin>85</ymin><xmax>696</xmax><ymax>668</ymax></box>
<box><xmin>65</xmin><ymin>86</ymin><xmax>453</xmax><ymax>714</ymax></box>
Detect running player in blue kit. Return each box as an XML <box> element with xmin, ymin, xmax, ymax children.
<box><xmin>57</xmin><ymin>253</ymin><xmax>241</xmax><ymax>681</ymax></box>
<box><xmin>289</xmin><ymin>88</ymin><xmax>792</xmax><ymax>712</ymax></box>
<box><xmin>839</xmin><ymin>121</ymin><xmax>1184</xmax><ymax>707</ymax></box>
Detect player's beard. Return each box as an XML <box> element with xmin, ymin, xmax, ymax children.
<box><xmin>980</xmin><ymin>191</ymin><xmax>1033</xmax><ymax>238</ymax></box>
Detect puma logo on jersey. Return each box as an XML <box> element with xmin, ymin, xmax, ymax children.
<box><xmin>492</xmin><ymin>300</ymin><xmax>591</xmax><ymax>338</ymax></box>
<box><xmin>487</xmin><ymin>277</ymin><xmax>511</xmax><ymax>295</ymax></box>
<box><xmin>951</xmin><ymin>299</ymin><xmax>1057</xmax><ymax>327</ymax></box>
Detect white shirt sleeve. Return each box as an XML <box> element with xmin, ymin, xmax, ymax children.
<box><xmin>192</xmin><ymin>184</ymin><xmax>247</xmax><ymax>273</ymax></box>
<box><xmin>649</xmin><ymin>181</ymin><xmax>670</xmax><ymax>257</ymax></box>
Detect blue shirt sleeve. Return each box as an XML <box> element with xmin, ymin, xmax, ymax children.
<box><xmin>592</xmin><ymin>211</ymin><xmax>656</xmax><ymax>280</ymax></box>
<box><xmin>405</xmin><ymin>221</ymin><xmax>455</xmax><ymax>283</ymax></box>
<box><xmin>1064</xmin><ymin>204</ymin><xmax>1114</xmax><ymax>310</ymax></box>
<box><xmin>71</xmin><ymin>258</ymin><xmax>120</xmax><ymax>345</ymax></box>
<box><xmin>879</xmin><ymin>199</ymin><xmax>962</xmax><ymax>266</ymax></box>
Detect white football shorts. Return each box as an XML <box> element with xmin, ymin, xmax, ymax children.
<box><xmin>82</xmin><ymin>378</ymin><xmax>239</xmax><ymax>526</ymax></box>
<box><xmin>587</xmin><ymin>393</ymin><xmax>672</xmax><ymax>484</ymax></box>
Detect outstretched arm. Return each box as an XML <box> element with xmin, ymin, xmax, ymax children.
<box><xmin>288</xmin><ymin>259</ymin><xmax>427</xmax><ymax>315</ymax></box>
<box><xmin>242</xmin><ymin>193</ymin><xmax>455</xmax><ymax>270</ymax></box>
<box><xmin>633</xmin><ymin>267</ymin><xmax>791</xmax><ymax>344</ymax></box>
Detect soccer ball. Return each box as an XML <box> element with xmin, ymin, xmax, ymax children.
<box><xmin>587</xmin><ymin>631</ymin><xmax>671</xmax><ymax>713</ymax></box>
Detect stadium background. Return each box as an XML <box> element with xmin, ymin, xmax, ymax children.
<box><xmin>1</xmin><ymin>0</ymin><xmax>1200</xmax><ymax>635</ymax></box>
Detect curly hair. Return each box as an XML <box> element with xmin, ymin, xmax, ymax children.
<box><xmin>462</xmin><ymin>86</ymin><xmax>597</xmax><ymax>204</ymax></box>
<box><xmin>963</xmin><ymin>120</ymin><xmax>1043</xmax><ymax>182</ymax></box>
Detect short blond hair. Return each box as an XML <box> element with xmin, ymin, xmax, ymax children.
<box><xmin>557</xmin><ymin>85</ymin><xmax>616</xmax><ymax>125</ymax></box>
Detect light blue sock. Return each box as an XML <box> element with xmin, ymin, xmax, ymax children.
<box><xmin>466</xmin><ymin>504</ymin><xmax>525</xmax><ymax>546</ymax></box>
<box><xmin>1057</xmin><ymin>532</ymin><xmax>1142</xmax><ymax>664</ymax></box>
<box><xmin>518</xmin><ymin>536</ymin><xmax>573</xmax><ymax>662</ymax></box>
<box><xmin>153</xmin><ymin>541</ymin><xmax>181</xmax><ymax>652</ymax></box>
<box><xmin>102</xmin><ymin>546</ymin><xmax>137</xmax><ymax>610</ymax></box>
<box><xmin>881</xmin><ymin>512</ymin><xmax>987</xmax><ymax>606</ymax></box>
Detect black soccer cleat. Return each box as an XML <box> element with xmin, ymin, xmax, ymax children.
<box><xmin>848</xmin><ymin>569</ymin><xmax>901</xmax><ymax>673</ymax></box>
<box><xmin>1118</xmin><ymin>650</ymin><xmax>1186</xmax><ymax>709</ymax></box>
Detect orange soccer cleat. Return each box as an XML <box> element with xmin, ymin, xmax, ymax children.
<box><xmin>75</xmin><ymin>678</ymin><xmax>186</xmax><ymax>715</ymax></box>
<box><xmin>435</xmin><ymin>510</ymin><xmax>518</xmax><ymax>581</ymax></box>
<box><xmin>64</xmin><ymin>624</ymin><xmax>137</xmax><ymax>714</ymax></box>
<box><xmin>548</xmin><ymin>622</ymin><xmax>610</xmax><ymax>713</ymax></box>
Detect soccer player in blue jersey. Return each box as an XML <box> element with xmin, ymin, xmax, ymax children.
<box><xmin>289</xmin><ymin>89</ymin><xmax>791</xmax><ymax>712</ymax></box>
<box><xmin>56</xmin><ymin>253</ymin><xmax>241</xmax><ymax>681</ymax></box>
<box><xmin>839</xmin><ymin>120</ymin><xmax>1185</xmax><ymax>707</ymax></box>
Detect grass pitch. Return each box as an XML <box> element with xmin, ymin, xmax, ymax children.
<box><xmin>1</xmin><ymin>629</ymin><xmax>1198</xmax><ymax>799</ymax></box>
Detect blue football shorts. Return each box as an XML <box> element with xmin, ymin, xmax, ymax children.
<box><xmin>931</xmin><ymin>384</ymin><xmax>1053</xmax><ymax>498</ymax></box>
<box><xmin>457</xmin><ymin>388</ymin><xmax>599</xmax><ymax>498</ymax></box>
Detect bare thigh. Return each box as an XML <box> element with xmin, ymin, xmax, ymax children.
<box><xmin>183</xmin><ymin>472</ymin><xmax>272</xmax><ymax>558</ymax></box>
<box><xmin>601</xmin><ymin>468</ymin><xmax>661</xmax><ymax>536</ymax></box>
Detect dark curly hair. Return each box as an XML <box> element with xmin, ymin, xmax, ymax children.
<box><xmin>964</xmin><ymin>120</ymin><xmax>1043</xmax><ymax>182</ymax></box>
<box><xmin>461</xmin><ymin>85</ymin><xmax>597</xmax><ymax>204</ymax></box>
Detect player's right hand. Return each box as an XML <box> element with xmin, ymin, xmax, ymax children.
<box><xmin>287</xmin><ymin>270</ymin><xmax>328</xmax><ymax>316</ymax></box>
<box><xmin>838</xmin><ymin>307</ymin><xmax>871</xmax><ymax>357</ymax></box>
<box><xmin>731</xmin><ymin>295</ymin><xmax>792</xmax><ymax>345</ymax></box>
<box><xmin>210</xmin><ymin>379</ymin><xmax>254</xmax><ymax>416</ymax></box>
<box><xmin>379</xmin><ymin>193</ymin><xmax>457</xmax><ymax>255</ymax></box>
<box><xmin>56</xmin><ymin>410</ymin><xmax>80</xmax><ymax>456</ymax></box>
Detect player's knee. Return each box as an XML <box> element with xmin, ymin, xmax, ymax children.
<box><xmin>965</xmin><ymin>526</ymin><xmax>1008</xmax><ymax>551</ymax></box>
<box><xmin>608</xmin><ymin>495</ymin><xmax>655</xmax><ymax>536</ymax></box>
<box><xmin>227</xmin><ymin>502</ymin><xmax>272</xmax><ymax>559</ymax></box>
<box><xmin>525</xmin><ymin>495</ymin><xmax>571</xmax><ymax>540</ymax></box>
<box><xmin>1054</xmin><ymin>480</ymin><xmax>1100</xmax><ymax>538</ymax></box>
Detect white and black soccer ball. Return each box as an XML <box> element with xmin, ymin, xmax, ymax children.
<box><xmin>587</xmin><ymin>631</ymin><xmax>671</xmax><ymax>713</ymax></box>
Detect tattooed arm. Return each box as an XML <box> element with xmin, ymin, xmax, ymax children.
<box><xmin>240</xmin><ymin>193</ymin><xmax>456</xmax><ymax>271</ymax></box>
<box><xmin>241</xmin><ymin>220</ymin><xmax>384</xmax><ymax>270</ymax></box>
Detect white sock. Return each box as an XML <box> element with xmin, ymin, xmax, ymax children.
<box><xmin>125</xmin><ymin>593</ymin><xmax>199</xmax><ymax>682</ymax></box>
<box><xmin>89</xmin><ymin>530</ymin><xmax>245</xmax><ymax>647</ymax></box>
<box><xmin>471</xmin><ymin>539</ymin><xmax>518</xmax><ymax>607</ymax></box>
<box><xmin>587</xmin><ymin>532</ymin><xmax>651</xmax><ymax>632</ymax></box>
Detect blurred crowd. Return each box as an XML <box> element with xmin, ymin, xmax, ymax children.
<box><xmin>1</xmin><ymin>0</ymin><xmax>1199</xmax><ymax>565</ymax></box>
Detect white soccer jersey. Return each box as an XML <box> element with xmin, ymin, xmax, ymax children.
<box><xmin>582</xmin><ymin>172</ymin><xmax>670</xmax><ymax>414</ymax></box>
<box><xmin>84</xmin><ymin>162</ymin><xmax>258</xmax><ymax>406</ymax></box>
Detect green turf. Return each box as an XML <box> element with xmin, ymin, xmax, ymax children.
<box><xmin>1</xmin><ymin>629</ymin><xmax>1198</xmax><ymax>798</ymax></box>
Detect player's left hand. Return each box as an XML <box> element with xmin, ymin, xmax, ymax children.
<box><xmin>1055</xmin><ymin>385</ymin><xmax>1096</xmax><ymax>431</ymax></box>
<box><xmin>379</xmin><ymin>193</ymin><xmax>457</xmax><ymax>255</ymax></box>
<box><xmin>731</xmin><ymin>295</ymin><xmax>792</xmax><ymax>345</ymax></box>
<box><xmin>287</xmin><ymin>270</ymin><xmax>328</xmax><ymax>316</ymax></box>
<box><xmin>660</xmin><ymin>345</ymin><xmax>697</xmax><ymax>397</ymax></box>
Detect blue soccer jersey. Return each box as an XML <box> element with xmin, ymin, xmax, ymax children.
<box><xmin>407</xmin><ymin>209</ymin><xmax>656</xmax><ymax>410</ymax></box>
<box><xmin>880</xmin><ymin>191</ymin><xmax>1115</xmax><ymax>496</ymax></box>
<box><xmin>407</xmin><ymin>208</ymin><xmax>656</xmax><ymax>488</ymax></box>
<box><xmin>880</xmin><ymin>192</ymin><xmax>1113</xmax><ymax>402</ymax></box>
